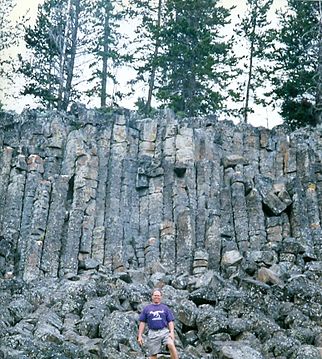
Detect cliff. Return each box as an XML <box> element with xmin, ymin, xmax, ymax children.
<box><xmin>0</xmin><ymin>108</ymin><xmax>321</xmax><ymax>358</ymax></box>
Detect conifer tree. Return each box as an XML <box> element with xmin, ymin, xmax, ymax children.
<box><xmin>233</xmin><ymin>0</ymin><xmax>273</xmax><ymax>123</ymax></box>
<box><xmin>18</xmin><ymin>0</ymin><xmax>83</xmax><ymax>110</ymax></box>
<box><xmin>155</xmin><ymin>0</ymin><xmax>232</xmax><ymax>116</ymax></box>
<box><xmin>272</xmin><ymin>0</ymin><xmax>321</xmax><ymax>129</ymax></box>
<box><xmin>85</xmin><ymin>0</ymin><xmax>127</xmax><ymax>108</ymax></box>
<box><xmin>129</xmin><ymin>0</ymin><xmax>233</xmax><ymax>116</ymax></box>
<box><xmin>145</xmin><ymin>0</ymin><xmax>163</xmax><ymax>113</ymax></box>
<box><xmin>127</xmin><ymin>0</ymin><xmax>165</xmax><ymax>114</ymax></box>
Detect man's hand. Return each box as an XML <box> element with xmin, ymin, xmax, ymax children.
<box><xmin>137</xmin><ymin>335</ymin><xmax>144</xmax><ymax>346</ymax></box>
<box><xmin>169</xmin><ymin>331</ymin><xmax>175</xmax><ymax>340</ymax></box>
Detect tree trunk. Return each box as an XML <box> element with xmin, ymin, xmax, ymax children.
<box><xmin>146</xmin><ymin>0</ymin><xmax>162</xmax><ymax>113</ymax></box>
<box><xmin>62</xmin><ymin>0</ymin><xmax>80</xmax><ymax>111</ymax></box>
<box><xmin>244</xmin><ymin>11</ymin><xmax>257</xmax><ymax>124</ymax></box>
<box><xmin>57</xmin><ymin>0</ymin><xmax>72</xmax><ymax>110</ymax></box>
<box><xmin>101</xmin><ymin>1</ymin><xmax>111</xmax><ymax>108</ymax></box>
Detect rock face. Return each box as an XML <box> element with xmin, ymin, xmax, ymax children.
<box><xmin>0</xmin><ymin>109</ymin><xmax>321</xmax><ymax>358</ymax></box>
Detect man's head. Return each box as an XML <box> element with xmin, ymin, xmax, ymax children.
<box><xmin>151</xmin><ymin>288</ymin><xmax>162</xmax><ymax>304</ymax></box>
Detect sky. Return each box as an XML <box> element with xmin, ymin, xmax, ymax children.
<box><xmin>2</xmin><ymin>0</ymin><xmax>288</xmax><ymax>129</ymax></box>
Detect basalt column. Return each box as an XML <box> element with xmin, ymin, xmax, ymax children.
<box><xmin>1</xmin><ymin>110</ymin><xmax>322</xmax><ymax>281</ymax></box>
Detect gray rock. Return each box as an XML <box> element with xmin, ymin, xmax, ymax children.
<box><xmin>7</xmin><ymin>298</ymin><xmax>34</xmax><ymax>324</ymax></box>
<box><xmin>77</xmin><ymin>296</ymin><xmax>108</xmax><ymax>338</ymax></box>
<box><xmin>221</xmin><ymin>155</ymin><xmax>247</xmax><ymax>168</ymax></box>
<box><xmin>196</xmin><ymin>305</ymin><xmax>227</xmax><ymax>341</ymax></box>
<box><xmin>0</xmin><ymin>110</ymin><xmax>321</xmax><ymax>358</ymax></box>
<box><xmin>257</xmin><ymin>267</ymin><xmax>283</xmax><ymax>286</ymax></box>
<box><xmin>292</xmin><ymin>345</ymin><xmax>321</xmax><ymax>359</ymax></box>
<box><xmin>100</xmin><ymin>311</ymin><xmax>139</xmax><ymax>351</ymax></box>
<box><xmin>177</xmin><ymin>299</ymin><xmax>198</xmax><ymax>327</ymax></box>
<box><xmin>217</xmin><ymin>342</ymin><xmax>264</xmax><ymax>359</ymax></box>
<box><xmin>222</xmin><ymin>250</ymin><xmax>243</xmax><ymax>266</ymax></box>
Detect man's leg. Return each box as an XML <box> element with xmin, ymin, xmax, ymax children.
<box><xmin>147</xmin><ymin>332</ymin><xmax>160</xmax><ymax>359</ymax></box>
<box><xmin>167</xmin><ymin>342</ymin><xmax>178</xmax><ymax>359</ymax></box>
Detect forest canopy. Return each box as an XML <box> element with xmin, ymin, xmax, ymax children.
<box><xmin>1</xmin><ymin>0</ymin><xmax>322</xmax><ymax>129</ymax></box>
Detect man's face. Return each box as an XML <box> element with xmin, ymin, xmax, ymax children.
<box><xmin>152</xmin><ymin>291</ymin><xmax>162</xmax><ymax>304</ymax></box>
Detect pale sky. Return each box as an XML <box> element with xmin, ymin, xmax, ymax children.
<box><xmin>10</xmin><ymin>0</ymin><xmax>43</xmax><ymax>22</ymax></box>
<box><xmin>3</xmin><ymin>0</ymin><xmax>287</xmax><ymax>128</ymax></box>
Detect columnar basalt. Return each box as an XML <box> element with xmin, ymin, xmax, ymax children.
<box><xmin>0</xmin><ymin>109</ymin><xmax>321</xmax><ymax>359</ymax></box>
<box><xmin>0</xmin><ymin>109</ymin><xmax>321</xmax><ymax>279</ymax></box>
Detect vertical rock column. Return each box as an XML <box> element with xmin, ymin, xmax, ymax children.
<box><xmin>305</xmin><ymin>181</ymin><xmax>321</xmax><ymax>259</ymax></box>
<box><xmin>243</xmin><ymin>126</ymin><xmax>260</xmax><ymax>178</ymax></box>
<box><xmin>39</xmin><ymin>116</ymin><xmax>68</xmax><ymax>277</ymax></box>
<box><xmin>288</xmin><ymin>177</ymin><xmax>310</xmax><ymax>245</ymax></box>
<box><xmin>59</xmin><ymin>130</ymin><xmax>79</xmax><ymax>275</ymax></box>
<box><xmin>137</xmin><ymin>119</ymin><xmax>162</xmax><ymax>272</ymax></box>
<box><xmin>23</xmin><ymin>178</ymin><xmax>51</xmax><ymax>281</ymax></box>
<box><xmin>0</xmin><ymin>147</ymin><xmax>13</xmax><ymax>231</ymax></box>
<box><xmin>60</xmin><ymin>125</ymin><xmax>99</xmax><ymax>275</ymax></box>
<box><xmin>121</xmin><ymin>156</ymin><xmax>140</xmax><ymax>269</ymax></box>
<box><xmin>231</xmin><ymin>169</ymin><xmax>249</xmax><ymax>253</ymax></box>
<box><xmin>17</xmin><ymin>162</ymin><xmax>42</xmax><ymax>276</ymax></box>
<box><xmin>246</xmin><ymin>187</ymin><xmax>266</xmax><ymax>250</ymax></box>
<box><xmin>78</xmin><ymin>148</ymin><xmax>99</xmax><ymax>266</ymax></box>
<box><xmin>74</xmin><ymin>126</ymin><xmax>98</xmax><ymax>273</ymax></box>
<box><xmin>243</xmin><ymin>128</ymin><xmax>267</xmax><ymax>250</ymax></box>
<box><xmin>92</xmin><ymin>127</ymin><xmax>112</xmax><ymax>264</ymax></box>
<box><xmin>307</xmin><ymin>141</ymin><xmax>322</xmax><ymax>259</ymax></box>
<box><xmin>288</xmin><ymin>141</ymin><xmax>313</xmax><ymax>248</ymax></box>
<box><xmin>44</xmin><ymin>115</ymin><xmax>67</xmax><ymax>179</ymax></box>
<box><xmin>204</xmin><ymin>125</ymin><xmax>222</xmax><ymax>271</ymax></box>
<box><xmin>194</xmin><ymin>129</ymin><xmax>211</xmax><ymax>249</ymax></box>
<box><xmin>160</xmin><ymin>114</ymin><xmax>177</xmax><ymax>274</ymax></box>
<box><xmin>219</xmin><ymin>124</ymin><xmax>246</xmax><ymax>255</ymax></box>
<box><xmin>302</xmin><ymin>142</ymin><xmax>322</xmax><ymax>258</ymax></box>
<box><xmin>104</xmin><ymin>116</ymin><xmax>128</xmax><ymax>272</ymax></box>
<box><xmin>120</xmin><ymin>122</ymin><xmax>140</xmax><ymax>269</ymax></box>
<box><xmin>259</xmin><ymin>127</ymin><xmax>276</xmax><ymax>177</ymax></box>
<box><xmin>220</xmin><ymin>167</ymin><xmax>236</xmax><ymax>253</ymax></box>
<box><xmin>0</xmin><ymin>147</ymin><xmax>14</xmax><ymax>274</ymax></box>
<box><xmin>147</xmin><ymin>134</ymin><xmax>164</xmax><ymax>241</ymax></box>
<box><xmin>1</xmin><ymin>157</ymin><xmax>27</xmax><ymax>274</ymax></box>
<box><xmin>173</xmin><ymin>125</ymin><xmax>195</xmax><ymax>274</ymax></box>
<box><xmin>274</xmin><ymin>128</ymin><xmax>289</xmax><ymax>178</ymax></box>
<box><xmin>41</xmin><ymin>175</ymin><xmax>69</xmax><ymax>277</ymax></box>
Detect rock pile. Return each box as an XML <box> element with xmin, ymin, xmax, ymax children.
<box><xmin>0</xmin><ymin>108</ymin><xmax>321</xmax><ymax>358</ymax></box>
<box><xmin>0</xmin><ymin>262</ymin><xmax>321</xmax><ymax>358</ymax></box>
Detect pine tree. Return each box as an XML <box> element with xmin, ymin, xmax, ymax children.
<box><xmin>127</xmin><ymin>0</ymin><xmax>165</xmax><ymax>114</ymax></box>
<box><xmin>85</xmin><ymin>0</ymin><xmax>127</xmax><ymax>108</ymax></box>
<box><xmin>145</xmin><ymin>0</ymin><xmax>163</xmax><ymax>113</ymax></box>
<box><xmin>233</xmin><ymin>0</ymin><xmax>273</xmax><ymax>123</ymax></box>
<box><xmin>271</xmin><ymin>0</ymin><xmax>321</xmax><ymax>129</ymax></box>
<box><xmin>19</xmin><ymin>0</ymin><xmax>83</xmax><ymax>110</ymax></box>
<box><xmin>18</xmin><ymin>0</ymin><xmax>58</xmax><ymax>108</ymax></box>
<box><xmin>59</xmin><ymin>0</ymin><xmax>81</xmax><ymax>110</ymax></box>
<box><xmin>128</xmin><ymin>0</ymin><xmax>233</xmax><ymax>116</ymax></box>
<box><xmin>154</xmin><ymin>0</ymin><xmax>232</xmax><ymax>116</ymax></box>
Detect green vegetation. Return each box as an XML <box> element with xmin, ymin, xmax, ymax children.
<box><xmin>1</xmin><ymin>0</ymin><xmax>322</xmax><ymax>128</ymax></box>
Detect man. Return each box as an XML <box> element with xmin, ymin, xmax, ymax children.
<box><xmin>137</xmin><ymin>289</ymin><xmax>179</xmax><ymax>359</ymax></box>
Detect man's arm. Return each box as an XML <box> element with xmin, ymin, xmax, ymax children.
<box><xmin>168</xmin><ymin>321</ymin><xmax>175</xmax><ymax>340</ymax></box>
<box><xmin>137</xmin><ymin>321</ymin><xmax>145</xmax><ymax>346</ymax></box>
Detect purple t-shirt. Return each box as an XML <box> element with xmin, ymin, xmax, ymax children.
<box><xmin>139</xmin><ymin>303</ymin><xmax>175</xmax><ymax>330</ymax></box>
